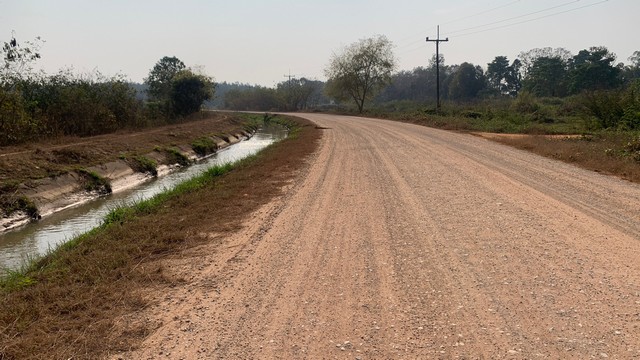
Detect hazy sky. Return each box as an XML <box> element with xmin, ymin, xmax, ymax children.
<box><xmin>1</xmin><ymin>0</ymin><xmax>638</xmax><ymax>86</ymax></box>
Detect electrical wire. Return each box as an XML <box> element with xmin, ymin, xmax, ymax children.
<box><xmin>445</xmin><ymin>0</ymin><xmax>580</xmax><ymax>36</ymax></box>
<box><xmin>394</xmin><ymin>0</ymin><xmax>523</xmax><ymax>48</ymax></box>
<box><xmin>396</xmin><ymin>0</ymin><xmax>610</xmax><ymax>57</ymax></box>
<box><xmin>451</xmin><ymin>0</ymin><xmax>609</xmax><ymax>38</ymax></box>
<box><xmin>441</xmin><ymin>0</ymin><xmax>522</xmax><ymax>26</ymax></box>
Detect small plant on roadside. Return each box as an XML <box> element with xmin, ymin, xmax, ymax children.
<box><xmin>191</xmin><ymin>137</ymin><xmax>218</xmax><ymax>156</ymax></box>
<box><xmin>623</xmin><ymin>136</ymin><xmax>640</xmax><ymax>161</ymax></box>
<box><xmin>165</xmin><ymin>148</ymin><xmax>191</xmax><ymax>166</ymax></box>
<box><xmin>78</xmin><ymin>169</ymin><xmax>112</xmax><ymax>195</ymax></box>
<box><xmin>129</xmin><ymin>155</ymin><xmax>158</xmax><ymax>176</ymax></box>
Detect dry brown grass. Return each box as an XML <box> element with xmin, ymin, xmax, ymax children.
<box><xmin>488</xmin><ymin>133</ymin><xmax>640</xmax><ymax>184</ymax></box>
<box><xmin>0</xmin><ymin>116</ymin><xmax>321</xmax><ymax>359</ymax></box>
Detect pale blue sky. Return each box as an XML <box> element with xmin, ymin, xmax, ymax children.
<box><xmin>1</xmin><ymin>0</ymin><xmax>638</xmax><ymax>86</ymax></box>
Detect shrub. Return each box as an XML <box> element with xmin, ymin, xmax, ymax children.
<box><xmin>191</xmin><ymin>137</ymin><xmax>218</xmax><ymax>156</ymax></box>
<box><xmin>78</xmin><ymin>169</ymin><xmax>112</xmax><ymax>195</ymax></box>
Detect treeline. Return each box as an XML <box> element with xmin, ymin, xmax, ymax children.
<box><xmin>218</xmin><ymin>44</ymin><xmax>640</xmax><ymax>130</ymax></box>
<box><xmin>1</xmin><ymin>35</ymin><xmax>214</xmax><ymax>146</ymax></box>
<box><xmin>219</xmin><ymin>78</ymin><xmax>329</xmax><ymax>111</ymax></box>
<box><xmin>376</xmin><ymin>46</ymin><xmax>640</xmax><ymax>130</ymax></box>
<box><xmin>380</xmin><ymin>47</ymin><xmax>640</xmax><ymax>102</ymax></box>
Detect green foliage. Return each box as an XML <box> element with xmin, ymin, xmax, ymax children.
<box><xmin>145</xmin><ymin>56</ymin><xmax>185</xmax><ymax>101</ymax></box>
<box><xmin>512</xmin><ymin>91</ymin><xmax>540</xmax><ymax>113</ymax></box>
<box><xmin>165</xmin><ymin>148</ymin><xmax>191</xmax><ymax>166</ymax></box>
<box><xmin>0</xmin><ymin>194</ymin><xmax>39</xmax><ymax>218</ymax></box>
<box><xmin>448</xmin><ymin>63</ymin><xmax>486</xmax><ymax>100</ymax></box>
<box><xmin>191</xmin><ymin>137</ymin><xmax>218</xmax><ymax>156</ymax></box>
<box><xmin>522</xmin><ymin>56</ymin><xmax>569</xmax><ymax>97</ymax></box>
<box><xmin>223</xmin><ymin>86</ymin><xmax>281</xmax><ymax>111</ymax></box>
<box><xmin>129</xmin><ymin>155</ymin><xmax>158</xmax><ymax>176</ymax></box>
<box><xmin>623</xmin><ymin>135</ymin><xmax>640</xmax><ymax>161</ymax></box>
<box><xmin>325</xmin><ymin>35</ymin><xmax>396</xmax><ymax>113</ymax></box>
<box><xmin>569</xmin><ymin>47</ymin><xmax>622</xmax><ymax>93</ymax></box>
<box><xmin>486</xmin><ymin>56</ymin><xmax>522</xmax><ymax>96</ymax></box>
<box><xmin>1</xmin><ymin>70</ymin><xmax>145</xmax><ymax>145</ymax></box>
<box><xmin>578</xmin><ymin>83</ymin><xmax>640</xmax><ymax>130</ymax></box>
<box><xmin>78</xmin><ymin>169</ymin><xmax>112</xmax><ymax>195</ymax></box>
<box><xmin>170</xmin><ymin>70</ymin><xmax>214</xmax><ymax>117</ymax></box>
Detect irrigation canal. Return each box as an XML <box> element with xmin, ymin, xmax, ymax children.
<box><xmin>0</xmin><ymin>125</ymin><xmax>288</xmax><ymax>272</ymax></box>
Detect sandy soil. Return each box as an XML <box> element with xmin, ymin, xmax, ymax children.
<box><xmin>117</xmin><ymin>114</ymin><xmax>640</xmax><ymax>359</ymax></box>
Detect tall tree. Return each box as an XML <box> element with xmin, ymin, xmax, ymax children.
<box><xmin>522</xmin><ymin>56</ymin><xmax>569</xmax><ymax>97</ymax></box>
<box><xmin>145</xmin><ymin>56</ymin><xmax>185</xmax><ymax>101</ymax></box>
<box><xmin>1</xmin><ymin>33</ymin><xmax>43</xmax><ymax>86</ymax></box>
<box><xmin>487</xmin><ymin>56</ymin><xmax>510</xmax><ymax>93</ymax></box>
<box><xmin>324</xmin><ymin>35</ymin><xmax>396</xmax><ymax>113</ymax></box>
<box><xmin>448</xmin><ymin>62</ymin><xmax>486</xmax><ymax>100</ymax></box>
<box><xmin>568</xmin><ymin>46</ymin><xmax>621</xmax><ymax>93</ymax></box>
<box><xmin>623</xmin><ymin>51</ymin><xmax>640</xmax><ymax>83</ymax></box>
<box><xmin>518</xmin><ymin>47</ymin><xmax>572</xmax><ymax>78</ymax></box>
<box><xmin>169</xmin><ymin>70</ymin><xmax>214</xmax><ymax>116</ymax></box>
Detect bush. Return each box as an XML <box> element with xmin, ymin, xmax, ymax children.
<box><xmin>191</xmin><ymin>137</ymin><xmax>218</xmax><ymax>156</ymax></box>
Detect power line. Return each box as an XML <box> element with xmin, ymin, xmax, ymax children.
<box><xmin>397</xmin><ymin>0</ymin><xmax>609</xmax><ymax>56</ymax></box>
<box><xmin>395</xmin><ymin>0</ymin><xmax>523</xmax><ymax>47</ymax></box>
<box><xmin>441</xmin><ymin>0</ymin><xmax>522</xmax><ymax>26</ymax></box>
<box><xmin>445</xmin><ymin>0</ymin><xmax>580</xmax><ymax>36</ymax></box>
<box><xmin>452</xmin><ymin>0</ymin><xmax>609</xmax><ymax>38</ymax></box>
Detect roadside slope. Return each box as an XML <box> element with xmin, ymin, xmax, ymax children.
<box><xmin>122</xmin><ymin>114</ymin><xmax>640</xmax><ymax>359</ymax></box>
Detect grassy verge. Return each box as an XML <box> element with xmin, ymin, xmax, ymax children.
<box><xmin>489</xmin><ymin>132</ymin><xmax>640</xmax><ymax>183</ymax></box>
<box><xmin>0</xmin><ymin>115</ymin><xmax>320</xmax><ymax>359</ymax></box>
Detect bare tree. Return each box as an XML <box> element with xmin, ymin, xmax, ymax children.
<box><xmin>324</xmin><ymin>35</ymin><xmax>396</xmax><ymax>113</ymax></box>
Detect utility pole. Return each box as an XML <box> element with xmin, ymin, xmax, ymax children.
<box><xmin>283</xmin><ymin>69</ymin><xmax>297</xmax><ymax>110</ymax></box>
<box><xmin>426</xmin><ymin>25</ymin><xmax>448</xmax><ymax>113</ymax></box>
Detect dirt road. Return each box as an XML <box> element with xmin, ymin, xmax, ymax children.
<box><xmin>121</xmin><ymin>114</ymin><xmax>640</xmax><ymax>359</ymax></box>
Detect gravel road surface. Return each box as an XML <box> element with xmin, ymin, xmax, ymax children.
<box><xmin>122</xmin><ymin>114</ymin><xmax>640</xmax><ymax>359</ymax></box>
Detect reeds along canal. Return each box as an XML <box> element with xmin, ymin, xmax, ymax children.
<box><xmin>0</xmin><ymin>125</ymin><xmax>288</xmax><ymax>272</ymax></box>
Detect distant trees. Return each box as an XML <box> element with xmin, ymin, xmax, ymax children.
<box><xmin>221</xmin><ymin>77</ymin><xmax>327</xmax><ymax>111</ymax></box>
<box><xmin>324</xmin><ymin>35</ymin><xmax>396</xmax><ymax>113</ymax></box>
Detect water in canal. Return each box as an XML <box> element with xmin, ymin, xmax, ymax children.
<box><xmin>0</xmin><ymin>125</ymin><xmax>287</xmax><ymax>272</ymax></box>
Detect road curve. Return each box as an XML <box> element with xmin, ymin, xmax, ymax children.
<box><xmin>124</xmin><ymin>114</ymin><xmax>640</xmax><ymax>359</ymax></box>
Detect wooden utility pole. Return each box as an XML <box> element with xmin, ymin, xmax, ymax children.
<box><xmin>283</xmin><ymin>70</ymin><xmax>297</xmax><ymax>110</ymax></box>
<box><xmin>426</xmin><ymin>25</ymin><xmax>449</xmax><ymax>113</ymax></box>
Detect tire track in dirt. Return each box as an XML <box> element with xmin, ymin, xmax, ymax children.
<box><xmin>120</xmin><ymin>114</ymin><xmax>640</xmax><ymax>359</ymax></box>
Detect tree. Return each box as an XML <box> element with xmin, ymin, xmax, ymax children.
<box><xmin>324</xmin><ymin>35</ymin><xmax>396</xmax><ymax>113</ymax></box>
<box><xmin>623</xmin><ymin>51</ymin><xmax>640</xmax><ymax>83</ymax></box>
<box><xmin>1</xmin><ymin>32</ymin><xmax>43</xmax><ymax>85</ymax></box>
<box><xmin>487</xmin><ymin>56</ymin><xmax>510</xmax><ymax>93</ymax></box>
<box><xmin>448</xmin><ymin>62</ymin><xmax>486</xmax><ymax>100</ymax></box>
<box><xmin>568</xmin><ymin>46</ymin><xmax>621</xmax><ymax>93</ymax></box>
<box><xmin>169</xmin><ymin>70</ymin><xmax>214</xmax><ymax>116</ymax></box>
<box><xmin>145</xmin><ymin>56</ymin><xmax>185</xmax><ymax>101</ymax></box>
<box><xmin>522</xmin><ymin>56</ymin><xmax>569</xmax><ymax>97</ymax></box>
<box><xmin>518</xmin><ymin>47</ymin><xmax>572</xmax><ymax>78</ymax></box>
